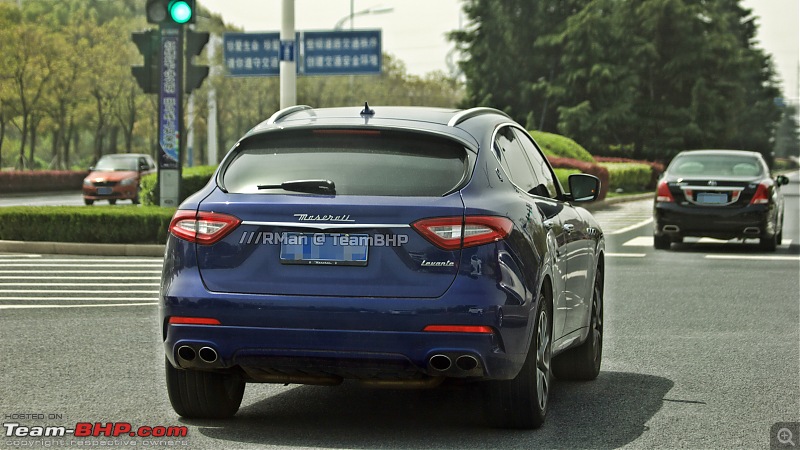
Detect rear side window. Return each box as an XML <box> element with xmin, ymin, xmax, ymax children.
<box><xmin>221</xmin><ymin>130</ymin><xmax>469</xmax><ymax>196</ymax></box>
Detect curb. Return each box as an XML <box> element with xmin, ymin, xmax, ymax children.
<box><xmin>0</xmin><ymin>240</ymin><xmax>165</xmax><ymax>257</ymax></box>
<box><xmin>0</xmin><ymin>194</ymin><xmax>655</xmax><ymax>257</ymax></box>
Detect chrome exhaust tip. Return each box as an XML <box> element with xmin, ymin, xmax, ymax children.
<box><xmin>177</xmin><ymin>345</ymin><xmax>196</xmax><ymax>362</ymax></box>
<box><xmin>743</xmin><ymin>227</ymin><xmax>760</xmax><ymax>235</ymax></box>
<box><xmin>663</xmin><ymin>225</ymin><xmax>680</xmax><ymax>233</ymax></box>
<box><xmin>198</xmin><ymin>346</ymin><xmax>218</xmax><ymax>364</ymax></box>
<box><xmin>429</xmin><ymin>354</ymin><xmax>452</xmax><ymax>371</ymax></box>
<box><xmin>455</xmin><ymin>355</ymin><xmax>479</xmax><ymax>371</ymax></box>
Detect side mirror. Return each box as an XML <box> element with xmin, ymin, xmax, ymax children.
<box><xmin>569</xmin><ymin>173</ymin><xmax>600</xmax><ymax>202</ymax></box>
<box><xmin>776</xmin><ymin>175</ymin><xmax>790</xmax><ymax>186</ymax></box>
<box><xmin>88</xmin><ymin>166</ymin><xmax>95</xmax><ymax>171</ymax></box>
<box><xmin>139</xmin><ymin>164</ymin><xmax>149</xmax><ymax>172</ymax></box>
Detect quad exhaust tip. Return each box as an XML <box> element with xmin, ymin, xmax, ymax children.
<box><xmin>198</xmin><ymin>347</ymin><xmax>218</xmax><ymax>363</ymax></box>
<box><xmin>177</xmin><ymin>345</ymin><xmax>196</xmax><ymax>361</ymax></box>
<box><xmin>429</xmin><ymin>354</ymin><xmax>452</xmax><ymax>371</ymax></box>
<box><xmin>743</xmin><ymin>227</ymin><xmax>760</xmax><ymax>235</ymax></box>
<box><xmin>456</xmin><ymin>355</ymin><xmax>479</xmax><ymax>371</ymax></box>
<box><xmin>663</xmin><ymin>225</ymin><xmax>680</xmax><ymax>232</ymax></box>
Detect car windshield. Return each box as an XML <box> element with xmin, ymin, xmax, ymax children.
<box><xmin>221</xmin><ymin>130</ymin><xmax>469</xmax><ymax>196</ymax></box>
<box><xmin>94</xmin><ymin>156</ymin><xmax>139</xmax><ymax>171</ymax></box>
<box><xmin>669</xmin><ymin>154</ymin><xmax>763</xmax><ymax>177</ymax></box>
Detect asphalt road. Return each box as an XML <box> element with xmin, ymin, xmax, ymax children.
<box><xmin>0</xmin><ymin>173</ymin><xmax>798</xmax><ymax>449</ymax></box>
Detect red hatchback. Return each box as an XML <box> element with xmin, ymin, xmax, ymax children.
<box><xmin>82</xmin><ymin>154</ymin><xmax>156</xmax><ymax>205</ymax></box>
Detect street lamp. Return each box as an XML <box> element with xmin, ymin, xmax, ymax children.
<box><xmin>334</xmin><ymin>4</ymin><xmax>394</xmax><ymax>30</ymax></box>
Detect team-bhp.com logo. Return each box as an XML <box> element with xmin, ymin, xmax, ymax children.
<box><xmin>4</xmin><ymin>422</ymin><xmax>188</xmax><ymax>438</ymax></box>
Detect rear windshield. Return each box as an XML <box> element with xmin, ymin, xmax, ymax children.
<box><xmin>220</xmin><ymin>130</ymin><xmax>469</xmax><ymax>196</ymax></box>
<box><xmin>669</xmin><ymin>154</ymin><xmax>764</xmax><ymax>177</ymax></box>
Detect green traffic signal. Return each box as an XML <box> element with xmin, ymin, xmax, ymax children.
<box><xmin>146</xmin><ymin>0</ymin><xmax>195</xmax><ymax>25</ymax></box>
<box><xmin>169</xmin><ymin>1</ymin><xmax>192</xmax><ymax>24</ymax></box>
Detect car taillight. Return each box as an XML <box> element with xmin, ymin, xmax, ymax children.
<box><xmin>169</xmin><ymin>210</ymin><xmax>241</xmax><ymax>245</ymax></box>
<box><xmin>656</xmin><ymin>180</ymin><xmax>675</xmax><ymax>203</ymax></box>
<box><xmin>749</xmin><ymin>183</ymin><xmax>770</xmax><ymax>205</ymax></box>
<box><xmin>411</xmin><ymin>216</ymin><xmax>513</xmax><ymax>250</ymax></box>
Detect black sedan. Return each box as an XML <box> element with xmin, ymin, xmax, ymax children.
<box><xmin>654</xmin><ymin>149</ymin><xmax>789</xmax><ymax>251</ymax></box>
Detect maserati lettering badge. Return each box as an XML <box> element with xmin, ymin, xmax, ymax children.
<box><xmin>294</xmin><ymin>214</ymin><xmax>355</xmax><ymax>222</ymax></box>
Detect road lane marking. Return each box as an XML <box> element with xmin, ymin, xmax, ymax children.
<box><xmin>705</xmin><ymin>255</ymin><xmax>800</xmax><ymax>261</ymax></box>
<box><xmin>623</xmin><ymin>236</ymin><xmax>654</xmax><ymax>246</ymax></box>
<box><xmin>0</xmin><ymin>303</ymin><xmax>157</xmax><ymax>309</ymax></box>
<box><xmin>608</xmin><ymin>218</ymin><xmax>653</xmax><ymax>235</ymax></box>
<box><xmin>0</xmin><ymin>297</ymin><xmax>157</xmax><ymax>301</ymax></box>
<box><xmin>0</xmin><ymin>276</ymin><xmax>160</xmax><ymax>280</ymax></box>
<box><xmin>0</xmin><ymin>270</ymin><xmax>160</xmax><ymax>274</ymax></box>
<box><xmin>0</xmin><ymin>264</ymin><xmax>161</xmax><ymax>268</ymax></box>
<box><xmin>0</xmin><ymin>282</ymin><xmax>159</xmax><ymax>286</ymax></box>
<box><xmin>0</xmin><ymin>289</ymin><xmax>159</xmax><ymax>294</ymax></box>
<box><xmin>0</xmin><ymin>258</ymin><xmax>161</xmax><ymax>263</ymax></box>
<box><xmin>606</xmin><ymin>253</ymin><xmax>647</xmax><ymax>258</ymax></box>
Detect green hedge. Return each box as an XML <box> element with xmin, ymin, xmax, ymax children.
<box><xmin>600</xmin><ymin>162</ymin><xmax>652</xmax><ymax>192</ymax></box>
<box><xmin>0</xmin><ymin>206</ymin><xmax>175</xmax><ymax>244</ymax></box>
<box><xmin>141</xmin><ymin>165</ymin><xmax>217</xmax><ymax>206</ymax></box>
<box><xmin>530</xmin><ymin>131</ymin><xmax>596</xmax><ymax>163</ymax></box>
<box><xmin>0</xmin><ymin>170</ymin><xmax>88</xmax><ymax>193</ymax></box>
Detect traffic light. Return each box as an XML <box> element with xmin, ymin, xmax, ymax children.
<box><xmin>131</xmin><ymin>30</ymin><xmax>160</xmax><ymax>94</ymax></box>
<box><xmin>146</xmin><ymin>0</ymin><xmax>196</xmax><ymax>25</ymax></box>
<box><xmin>185</xmin><ymin>29</ymin><xmax>209</xmax><ymax>93</ymax></box>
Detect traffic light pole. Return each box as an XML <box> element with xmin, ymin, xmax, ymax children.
<box><xmin>157</xmin><ymin>25</ymin><xmax>183</xmax><ymax>207</ymax></box>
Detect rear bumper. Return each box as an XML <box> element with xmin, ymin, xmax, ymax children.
<box><xmin>160</xmin><ymin>242</ymin><xmax>536</xmax><ymax>383</ymax></box>
<box><xmin>654</xmin><ymin>202</ymin><xmax>776</xmax><ymax>239</ymax></box>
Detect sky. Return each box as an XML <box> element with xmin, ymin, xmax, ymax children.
<box><xmin>200</xmin><ymin>0</ymin><xmax>799</xmax><ymax>103</ymax></box>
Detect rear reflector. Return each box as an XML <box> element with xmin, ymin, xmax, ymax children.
<box><xmin>168</xmin><ymin>317</ymin><xmax>221</xmax><ymax>325</ymax></box>
<box><xmin>412</xmin><ymin>216</ymin><xmax>513</xmax><ymax>250</ymax></box>
<box><xmin>169</xmin><ymin>210</ymin><xmax>241</xmax><ymax>245</ymax></box>
<box><xmin>749</xmin><ymin>183</ymin><xmax>770</xmax><ymax>205</ymax></box>
<box><xmin>656</xmin><ymin>180</ymin><xmax>674</xmax><ymax>203</ymax></box>
<box><xmin>424</xmin><ymin>325</ymin><xmax>494</xmax><ymax>334</ymax></box>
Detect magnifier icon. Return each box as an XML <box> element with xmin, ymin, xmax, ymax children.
<box><xmin>778</xmin><ymin>428</ymin><xmax>796</xmax><ymax>446</ymax></box>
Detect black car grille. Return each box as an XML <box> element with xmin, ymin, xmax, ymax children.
<box><xmin>92</xmin><ymin>181</ymin><xmax>118</xmax><ymax>187</ymax></box>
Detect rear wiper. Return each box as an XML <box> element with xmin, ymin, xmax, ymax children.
<box><xmin>257</xmin><ymin>179</ymin><xmax>336</xmax><ymax>195</ymax></box>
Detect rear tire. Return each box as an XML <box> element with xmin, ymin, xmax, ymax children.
<box><xmin>759</xmin><ymin>233</ymin><xmax>777</xmax><ymax>252</ymax></box>
<box><xmin>485</xmin><ymin>288</ymin><xmax>552</xmax><ymax>429</ymax></box>
<box><xmin>84</xmin><ymin>199</ymin><xmax>94</xmax><ymax>206</ymax></box>
<box><xmin>552</xmin><ymin>269</ymin><xmax>603</xmax><ymax>381</ymax></box>
<box><xmin>108</xmin><ymin>199</ymin><xmax>117</xmax><ymax>205</ymax></box>
<box><xmin>165</xmin><ymin>359</ymin><xmax>245</xmax><ymax>419</ymax></box>
<box><xmin>654</xmin><ymin>234</ymin><xmax>671</xmax><ymax>250</ymax></box>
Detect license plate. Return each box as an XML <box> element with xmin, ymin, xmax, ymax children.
<box><xmin>96</xmin><ymin>187</ymin><xmax>113</xmax><ymax>195</ymax></box>
<box><xmin>696</xmin><ymin>192</ymin><xmax>727</xmax><ymax>204</ymax></box>
<box><xmin>280</xmin><ymin>233</ymin><xmax>368</xmax><ymax>266</ymax></box>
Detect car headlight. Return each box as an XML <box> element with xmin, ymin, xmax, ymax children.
<box><xmin>83</xmin><ymin>178</ymin><xmax>92</xmax><ymax>186</ymax></box>
<box><xmin>120</xmin><ymin>177</ymin><xmax>137</xmax><ymax>186</ymax></box>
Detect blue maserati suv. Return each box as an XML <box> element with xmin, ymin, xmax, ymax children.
<box><xmin>160</xmin><ymin>105</ymin><xmax>605</xmax><ymax>429</ymax></box>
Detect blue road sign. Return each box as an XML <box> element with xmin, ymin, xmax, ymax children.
<box><xmin>224</xmin><ymin>32</ymin><xmax>283</xmax><ymax>76</ymax></box>
<box><xmin>301</xmin><ymin>30</ymin><xmax>381</xmax><ymax>75</ymax></box>
<box><xmin>223</xmin><ymin>30</ymin><xmax>382</xmax><ymax>77</ymax></box>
